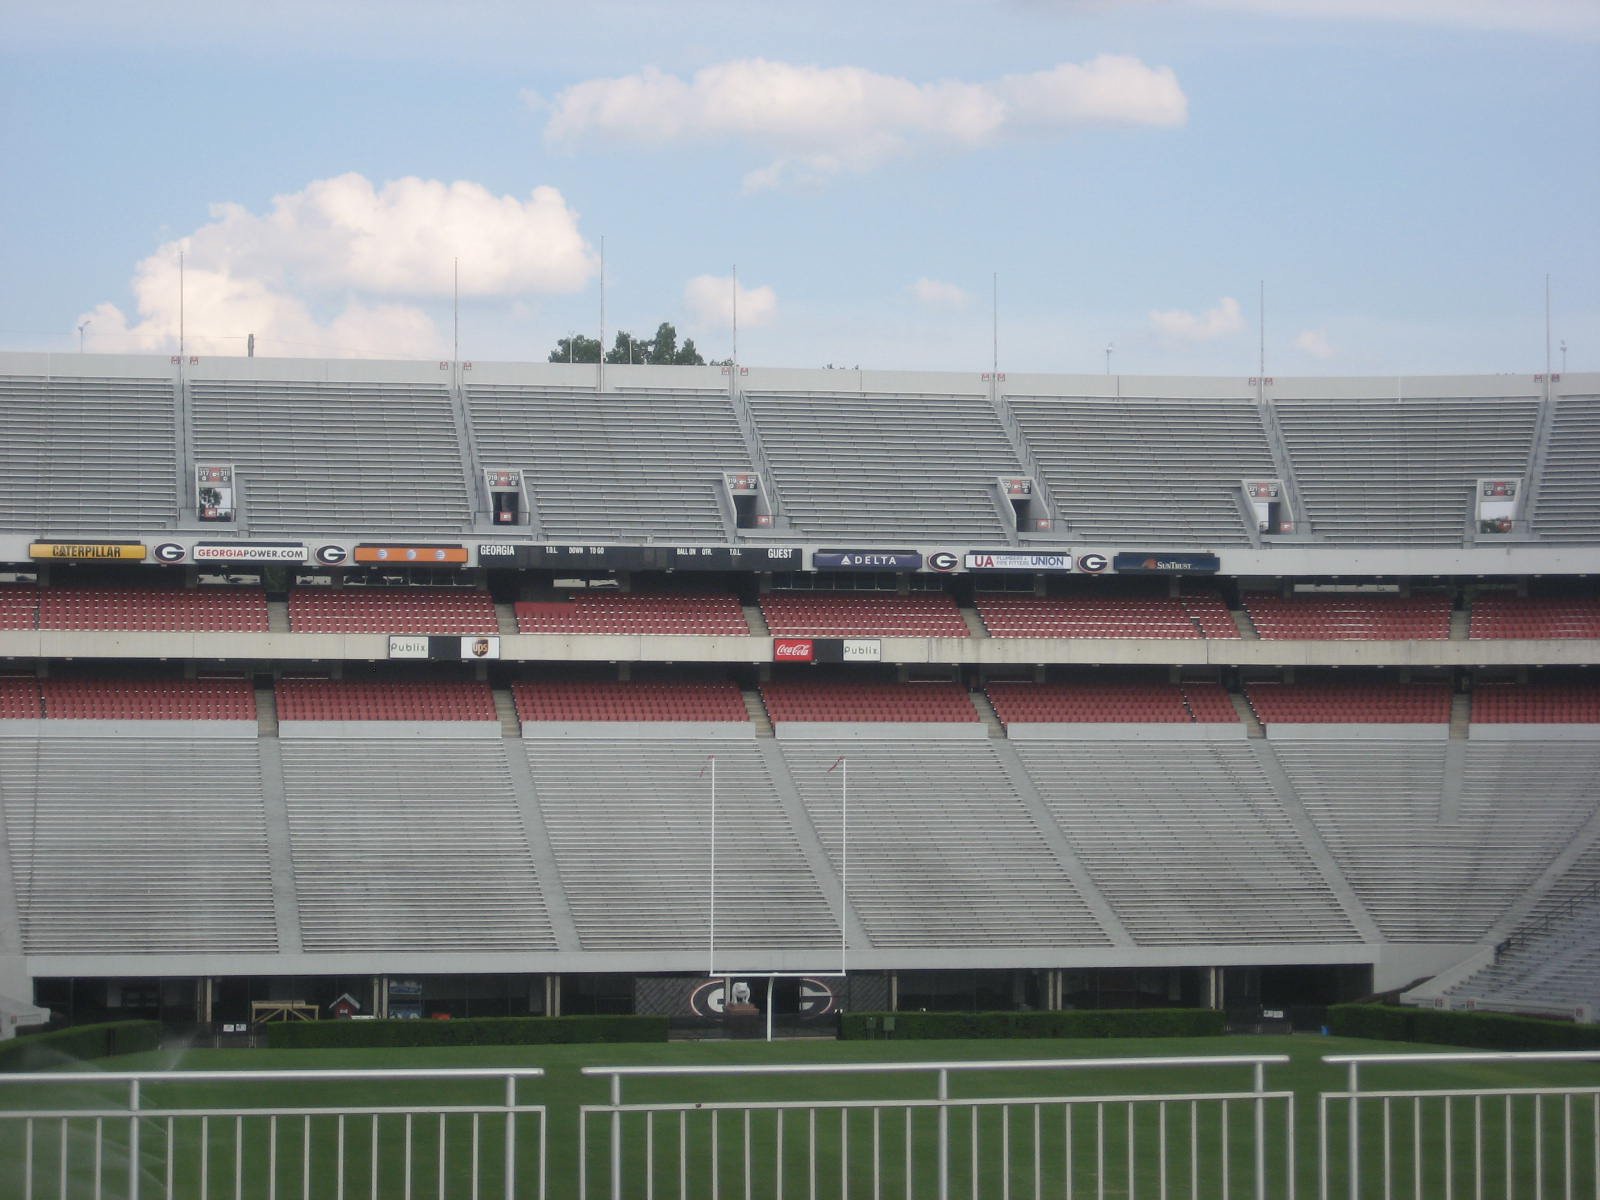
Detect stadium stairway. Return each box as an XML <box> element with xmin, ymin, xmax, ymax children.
<box><xmin>961</xmin><ymin>606</ymin><xmax>989</xmax><ymax>638</ymax></box>
<box><xmin>1232</xmin><ymin>692</ymin><xmax>1266</xmax><ymax>737</ymax></box>
<box><xmin>496</xmin><ymin>602</ymin><xmax>519</xmax><ymax>638</ymax></box>
<box><xmin>743</xmin><ymin>604</ymin><xmax>770</xmax><ymax>636</ymax></box>
<box><xmin>256</xmin><ymin>687</ymin><xmax>278</xmax><ymax>736</ymax></box>
<box><xmin>969</xmin><ymin>690</ymin><xmax>1007</xmax><ymax>738</ymax></box>
<box><xmin>1450</xmin><ymin>607</ymin><xmax>1471</xmax><ymax>640</ymax></box>
<box><xmin>493</xmin><ymin>687</ymin><xmax>522</xmax><ymax>737</ymax></box>
<box><xmin>1231</xmin><ymin>606</ymin><xmax>1260</xmax><ymax>639</ymax></box>
<box><xmin>1450</xmin><ymin>693</ymin><xmax>1472</xmax><ymax>739</ymax></box>
<box><xmin>267</xmin><ymin>598</ymin><xmax>291</xmax><ymax>634</ymax></box>
<box><xmin>743</xmin><ymin>687</ymin><xmax>774</xmax><ymax>736</ymax></box>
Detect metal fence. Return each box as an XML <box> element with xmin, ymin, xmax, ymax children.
<box><xmin>0</xmin><ymin>1067</ymin><xmax>548</xmax><ymax>1200</ymax></box>
<box><xmin>1319</xmin><ymin>1051</ymin><xmax>1600</xmax><ymax>1200</ymax></box>
<box><xmin>580</xmin><ymin>1055</ymin><xmax>1295</xmax><ymax>1199</ymax></box>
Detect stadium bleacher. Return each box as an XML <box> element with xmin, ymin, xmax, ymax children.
<box><xmin>288</xmin><ymin>587</ymin><xmax>498</xmax><ymax>634</ymax></box>
<box><xmin>759</xmin><ymin>679</ymin><xmax>979</xmax><ymax>724</ymax></box>
<box><xmin>974</xmin><ymin>591</ymin><xmax>1237</xmax><ymax>639</ymax></box>
<box><xmin>760</xmin><ymin>590</ymin><xmax>969</xmax><ymax>638</ymax></box>
<box><xmin>1469</xmin><ymin>593</ymin><xmax>1600</xmax><ymax>639</ymax></box>
<box><xmin>1242</xmin><ymin>591</ymin><xmax>1452</xmax><ymax>640</ymax></box>
<box><xmin>985</xmin><ymin>681</ymin><xmax>1237</xmax><ymax>725</ymax></box>
<box><xmin>276</xmin><ymin>678</ymin><xmax>497</xmax><ymax>722</ymax></box>
<box><xmin>515</xmin><ymin>591</ymin><xmax>749</xmax><ymax>635</ymax></box>
<box><xmin>512</xmin><ymin>679</ymin><xmax>749</xmax><ymax>724</ymax></box>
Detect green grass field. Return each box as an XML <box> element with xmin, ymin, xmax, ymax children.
<box><xmin>2</xmin><ymin>1033</ymin><xmax>1597</xmax><ymax>1198</ymax></box>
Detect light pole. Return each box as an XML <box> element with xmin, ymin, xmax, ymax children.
<box><xmin>77</xmin><ymin>320</ymin><xmax>91</xmax><ymax>352</ymax></box>
<box><xmin>1105</xmin><ymin>343</ymin><xmax>1113</xmax><ymax>375</ymax></box>
<box><xmin>1561</xmin><ymin>340</ymin><xmax>1567</xmax><ymax>374</ymax></box>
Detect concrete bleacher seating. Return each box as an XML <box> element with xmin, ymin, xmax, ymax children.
<box><xmin>288</xmin><ymin>587</ymin><xmax>498</xmax><ymax>634</ymax></box>
<box><xmin>760</xmin><ymin>680</ymin><xmax>978</xmax><ymax>724</ymax></box>
<box><xmin>1530</xmin><ymin>393</ymin><xmax>1600</xmax><ymax>541</ymax></box>
<box><xmin>281</xmin><ymin>739</ymin><xmax>554</xmax><ymax>952</ymax></box>
<box><xmin>38</xmin><ymin>677</ymin><xmax>255</xmax><ymax>720</ymax></box>
<box><xmin>1245</xmin><ymin>681</ymin><xmax>1452</xmax><ymax>725</ymax></box>
<box><xmin>1014</xmin><ymin>741</ymin><xmax>1359</xmax><ymax>945</ymax></box>
<box><xmin>524</xmin><ymin>740</ymin><xmax>837</xmax><ymax>951</ymax></box>
<box><xmin>745</xmin><ymin>389</ymin><xmax>1021</xmax><ymax>540</ymax></box>
<box><xmin>1469</xmin><ymin>594</ymin><xmax>1600</xmax><ymax>639</ymax></box>
<box><xmin>760</xmin><ymin>590</ymin><xmax>969</xmax><ymax>638</ymax></box>
<box><xmin>1278</xmin><ymin>741</ymin><xmax>1597</xmax><ymax>943</ymax></box>
<box><xmin>1242</xmin><ymin>592</ymin><xmax>1452</xmax><ymax>640</ymax></box>
<box><xmin>0</xmin><ymin>737</ymin><xmax>277</xmax><ymax>953</ymax></box>
<box><xmin>1445</xmin><ymin>901</ymin><xmax>1600</xmax><ymax>1018</ymax></box>
<box><xmin>1470</xmin><ymin>683</ymin><xmax>1600</xmax><ymax>723</ymax></box>
<box><xmin>189</xmin><ymin>378</ymin><xmax>472</xmax><ymax>533</ymax></box>
<box><xmin>986</xmin><ymin>681</ymin><xmax>1239</xmax><ymax>725</ymax></box>
<box><xmin>0</xmin><ymin>371</ymin><xmax>179</xmax><ymax>534</ymax></box>
<box><xmin>276</xmin><ymin>678</ymin><xmax>496</xmax><ymax>722</ymax></box>
<box><xmin>31</xmin><ymin>585</ymin><xmax>269</xmax><ymax>632</ymax></box>
<box><xmin>1007</xmin><ymin>394</ymin><xmax>1274</xmax><ymax>544</ymax></box>
<box><xmin>512</xmin><ymin>679</ymin><xmax>749</xmax><ymax>723</ymax></box>
<box><xmin>780</xmin><ymin>740</ymin><xmax>1110</xmax><ymax>948</ymax></box>
<box><xmin>1274</xmin><ymin>394</ymin><xmax>1539</xmax><ymax>543</ymax></box>
<box><xmin>515</xmin><ymin>591</ymin><xmax>749</xmax><ymax>635</ymax></box>
<box><xmin>466</xmin><ymin>385</ymin><xmax>749</xmax><ymax>540</ymax></box>
<box><xmin>974</xmin><ymin>592</ymin><xmax>1237</xmax><ymax>639</ymax></box>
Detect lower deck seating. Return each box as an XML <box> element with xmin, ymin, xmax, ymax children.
<box><xmin>36</xmin><ymin>585</ymin><xmax>269</xmax><ymax>632</ymax></box>
<box><xmin>985</xmin><ymin>682</ymin><xmax>1239</xmax><ymax>724</ymax></box>
<box><xmin>1471</xmin><ymin>683</ymin><xmax>1600</xmax><ymax>723</ymax></box>
<box><xmin>276</xmin><ymin>678</ymin><xmax>496</xmax><ymax>721</ymax></box>
<box><xmin>760</xmin><ymin>680</ymin><xmax>978</xmax><ymax>724</ymax></box>
<box><xmin>0</xmin><ymin>738</ymin><xmax>277</xmax><ymax>953</ymax></box>
<box><xmin>1242</xmin><ymin>592</ymin><xmax>1452</xmax><ymax>640</ymax></box>
<box><xmin>515</xmin><ymin>591</ymin><xmax>748</xmax><ymax>635</ymax></box>
<box><xmin>760</xmin><ymin>591</ymin><xmax>969</xmax><ymax>638</ymax></box>
<box><xmin>1470</xmin><ymin>595</ymin><xmax>1600</xmax><ymax>639</ymax></box>
<box><xmin>40</xmin><ymin>677</ymin><xmax>255</xmax><ymax>720</ymax></box>
<box><xmin>289</xmin><ymin>588</ymin><xmax>498</xmax><ymax>634</ymax></box>
<box><xmin>1245</xmin><ymin>682</ymin><xmax>1451</xmax><ymax>724</ymax></box>
<box><xmin>512</xmin><ymin>680</ymin><xmax>749</xmax><ymax>723</ymax></box>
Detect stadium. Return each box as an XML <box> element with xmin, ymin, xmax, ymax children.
<box><xmin>0</xmin><ymin>348</ymin><xmax>1596</xmax><ymax>1041</ymax></box>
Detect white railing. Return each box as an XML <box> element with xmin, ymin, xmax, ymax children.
<box><xmin>581</xmin><ymin>1055</ymin><xmax>1294</xmax><ymax>1200</ymax></box>
<box><xmin>1319</xmin><ymin>1051</ymin><xmax>1600</xmax><ymax>1200</ymax></box>
<box><xmin>0</xmin><ymin>1067</ymin><xmax>547</xmax><ymax>1200</ymax></box>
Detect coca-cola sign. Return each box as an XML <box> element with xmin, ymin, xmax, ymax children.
<box><xmin>773</xmin><ymin>638</ymin><xmax>815</xmax><ymax>662</ymax></box>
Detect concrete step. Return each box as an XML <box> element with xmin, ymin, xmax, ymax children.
<box><xmin>497</xmin><ymin>602</ymin><xmax>520</xmax><ymax>637</ymax></box>
<box><xmin>1231</xmin><ymin>607</ymin><xmax>1259</xmax><ymax>639</ymax></box>
<box><xmin>961</xmin><ymin>606</ymin><xmax>989</xmax><ymax>638</ymax></box>
<box><xmin>1450</xmin><ymin>692</ymin><xmax>1472</xmax><ymax>740</ymax></box>
<box><xmin>493</xmin><ymin>687</ymin><xmax>522</xmax><ymax>738</ymax></box>
<box><xmin>1231</xmin><ymin>691</ymin><xmax>1265</xmax><ymax>738</ymax></box>
<box><xmin>744</xmin><ymin>603</ymin><xmax>770</xmax><ymax>636</ymax></box>
<box><xmin>1450</xmin><ymin>608</ymin><xmax>1471</xmax><ymax>640</ymax></box>
<box><xmin>969</xmin><ymin>689</ymin><xmax>1007</xmax><ymax>739</ymax></box>
<box><xmin>266</xmin><ymin>599</ymin><xmax>291</xmax><ymax>634</ymax></box>
<box><xmin>255</xmin><ymin>687</ymin><xmax>279</xmax><ymax>736</ymax></box>
<box><xmin>744</xmin><ymin>688</ymin><xmax>774</xmax><ymax>736</ymax></box>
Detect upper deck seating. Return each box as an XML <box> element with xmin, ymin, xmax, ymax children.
<box><xmin>975</xmin><ymin>593</ymin><xmax>1236</xmax><ymax>639</ymax></box>
<box><xmin>33</xmin><ymin>585</ymin><xmax>269</xmax><ymax>632</ymax></box>
<box><xmin>745</xmin><ymin>389</ymin><xmax>1022</xmax><ymax>541</ymax></box>
<box><xmin>1530</xmin><ymin>393</ymin><xmax>1600</xmax><ymax>541</ymax></box>
<box><xmin>986</xmin><ymin>681</ymin><xmax>1239</xmax><ymax>724</ymax></box>
<box><xmin>1242</xmin><ymin>592</ymin><xmax>1452</xmax><ymax>640</ymax></box>
<box><xmin>515</xmin><ymin>592</ymin><xmax>749</xmax><ymax>635</ymax></box>
<box><xmin>0</xmin><ymin>371</ymin><xmax>179</xmax><ymax>534</ymax></box>
<box><xmin>1273</xmin><ymin>394</ymin><xmax>1539</xmax><ymax>544</ymax></box>
<box><xmin>1008</xmin><ymin>394</ymin><xmax>1275</xmax><ymax>544</ymax></box>
<box><xmin>1469</xmin><ymin>595</ymin><xmax>1600</xmax><ymax>639</ymax></box>
<box><xmin>289</xmin><ymin>588</ymin><xmax>498</xmax><ymax>634</ymax></box>
<box><xmin>189</xmin><ymin>378</ymin><xmax>471</xmax><ymax>533</ymax></box>
<box><xmin>1245</xmin><ymin>681</ymin><xmax>1452</xmax><ymax>725</ymax></box>
<box><xmin>276</xmin><ymin>679</ymin><xmax>497</xmax><ymax>722</ymax></box>
<box><xmin>760</xmin><ymin>591</ymin><xmax>969</xmax><ymax>638</ymax></box>
<box><xmin>39</xmin><ymin>677</ymin><xmax>255</xmax><ymax>720</ymax></box>
<box><xmin>466</xmin><ymin>385</ymin><xmax>750</xmax><ymax>540</ymax></box>
<box><xmin>1470</xmin><ymin>683</ymin><xmax>1600</xmax><ymax>724</ymax></box>
<box><xmin>760</xmin><ymin>680</ymin><xmax>978</xmax><ymax>724</ymax></box>
<box><xmin>512</xmin><ymin>679</ymin><xmax>749</xmax><ymax>723</ymax></box>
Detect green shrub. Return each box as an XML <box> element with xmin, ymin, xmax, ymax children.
<box><xmin>1328</xmin><ymin>1004</ymin><xmax>1600</xmax><ymax>1050</ymax></box>
<box><xmin>265</xmin><ymin>1014</ymin><xmax>669</xmax><ymax>1050</ymax></box>
<box><xmin>0</xmin><ymin>1020</ymin><xmax>161</xmax><ymax>1071</ymax></box>
<box><xmin>839</xmin><ymin>1008</ymin><xmax>1226</xmax><ymax>1041</ymax></box>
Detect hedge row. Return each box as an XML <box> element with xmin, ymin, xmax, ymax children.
<box><xmin>1329</xmin><ymin>1003</ymin><xmax>1600</xmax><ymax>1050</ymax></box>
<box><xmin>0</xmin><ymin>1020</ymin><xmax>161</xmax><ymax>1072</ymax></box>
<box><xmin>839</xmin><ymin>1008</ymin><xmax>1227</xmax><ymax>1041</ymax></box>
<box><xmin>265</xmin><ymin>1014</ymin><xmax>670</xmax><ymax>1050</ymax></box>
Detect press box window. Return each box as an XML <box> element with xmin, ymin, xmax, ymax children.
<box><xmin>484</xmin><ymin>468</ymin><xmax>527</xmax><ymax>526</ymax></box>
<box><xmin>1475</xmin><ymin>478</ymin><xmax>1521</xmax><ymax>535</ymax></box>
<box><xmin>1242</xmin><ymin>479</ymin><xmax>1293</xmax><ymax>535</ymax></box>
<box><xmin>998</xmin><ymin>477</ymin><xmax>1051</xmax><ymax>533</ymax></box>
<box><xmin>724</xmin><ymin>471</ymin><xmax>773</xmax><ymax>529</ymax></box>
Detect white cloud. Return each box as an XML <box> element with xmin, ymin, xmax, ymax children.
<box><xmin>910</xmin><ymin>278</ymin><xmax>970</xmax><ymax>309</ymax></box>
<box><xmin>1294</xmin><ymin>327</ymin><xmax>1335</xmax><ymax>359</ymax></box>
<box><xmin>1183</xmin><ymin>0</ymin><xmax>1599</xmax><ymax>36</ymax></box>
<box><xmin>1149</xmin><ymin>296</ymin><xmax>1246</xmax><ymax>342</ymax></box>
<box><xmin>684</xmin><ymin>274</ymin><xmax>778</xmax><ymax>329</ymax></box>
<box><xmin>541</xmin><ymin>56</ymin><xmax>1186</xmax><ymax>190</ymax></box>
<box><xmin>80</xmin><ymin>173</ymin><xmax>596</xmax><ymax>358</ymax></box>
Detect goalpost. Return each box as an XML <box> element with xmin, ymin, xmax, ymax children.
<box><xmin>701</xmin><ymin>753</ymin><xmax>850</xmax><ymax>1041</ymax></box>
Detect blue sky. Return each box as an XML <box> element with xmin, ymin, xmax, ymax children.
<box><xmin>2</xmin><ymin>0</ymin><xmax>1596</xmax><ymax>375</ymax></box>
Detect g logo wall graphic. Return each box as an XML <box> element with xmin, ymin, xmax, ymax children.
<box><xmin>315</xmin><ymin>545</ymin><xmax>348</xmax><ymax>566</ymax></box>
<box><xmin>927</xmin><ymin>551</ymin><xmax>958</xmax><ymax>572</ymax></box>
<box><xmin>154</xmin><ymin>542</ymin><xmax>185</xmax><ymax>563</ymax></box>
<box><xmin>687</xmin><ymin>977</ymin><xmax>837</xmax><ymax>1019</ymax></box>
<box><xmin>1077</xmin><ymin>552</ymin><xmax>1108</xmax><ymax>573</ymax></box>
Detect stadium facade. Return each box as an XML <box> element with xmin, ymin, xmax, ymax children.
<box><xmin>0</xmin><ymin>350</ymin><xmax>1595</xmax><ymax>1030</ymax></box>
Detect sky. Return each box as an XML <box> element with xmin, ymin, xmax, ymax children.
<box><xmin>1</xmin><ymin>0</ymin><xmax>1596</xmax><ymax>377</ymax></box>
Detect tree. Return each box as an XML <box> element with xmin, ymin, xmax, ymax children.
<box><xmin>548</xmin><ymin>334</ymin><xmax>602</xmax><ymax>364</ymax></box>
<box><xmin>553</xmin><ymin>323</ymin><xmax>705</xmax><ymax>367</ymax></box>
